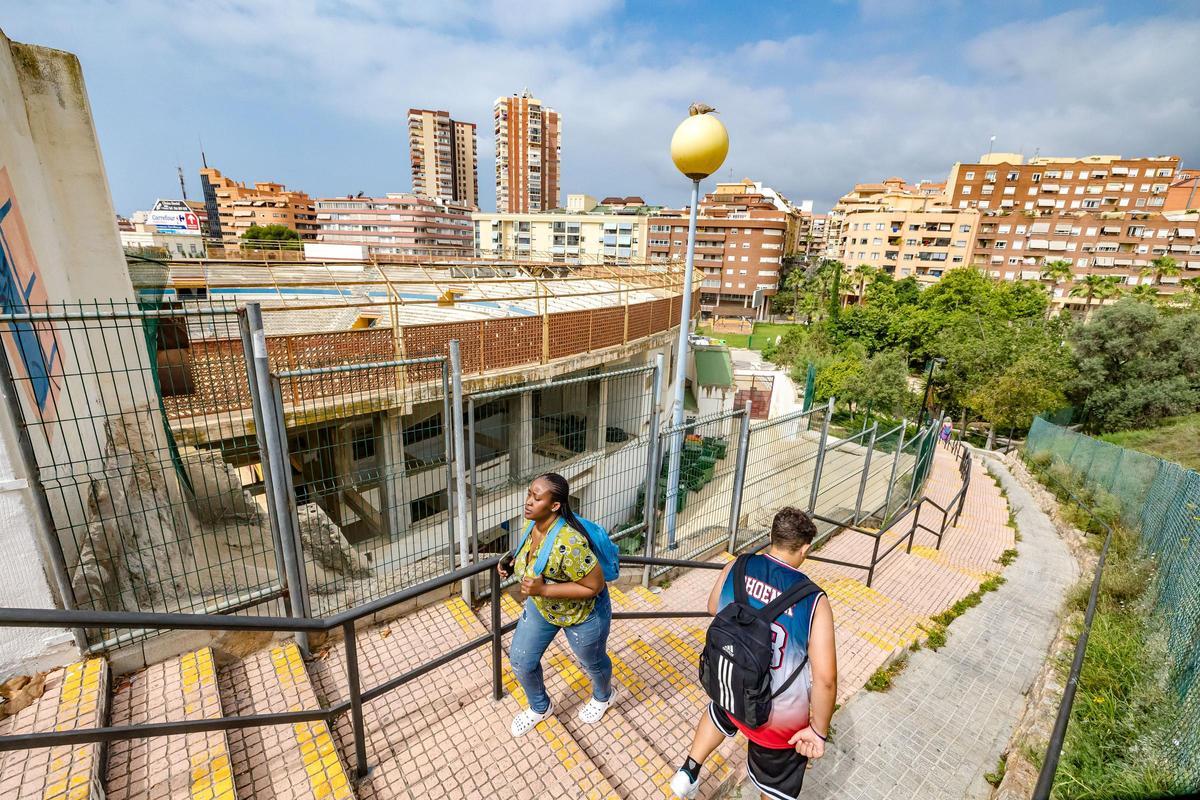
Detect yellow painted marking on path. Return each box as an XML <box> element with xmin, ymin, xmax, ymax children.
<box><xmin>651</xmin><ymin>626</ymin><xmax>703</xmax><ymax>665</ymax></box>
<box><xmin>46</xmin><ymin>659</ymin><xmax>104</xmax><ymax>800</ymax></box>
<box><xmin>501</xmin><ymin>593</ymin><xmax>524</xmax><ymax>619</ymax></box>
<box><xmin>270</xmin><ymin>645</ymin><xmax>353</xmax><ymax>800</ymax></box>
<box><xmin>633</xmin><ymin>586</ymin><xmax>661</xmax><ymax>605</ymax></box>
<box><xmin>500</xmin><ymin>664</ymin><xmax>620</xmax><ymax>799</ymax></box>
<box><xmin>177</xmin><ymin>649</ymin><xmax>237</xmax><ymax>800</ymax></box>
<box><xmin>446</xmin><ymin>597</ymin><xmax>482</xmax><ymax>634</ymax></box>
<box><xmin>546</xmin><ymin>654</ymin><xmax>675</xmax><ymax>797</ymax></box>
<box><xmin>627</xmin><ymin>639</ymin><xmax>707</xmax><ymax>705</ymax></box>
<box><xmin>608</xmin><ymin>587</ymin><xmax>634</xmax><ymax>609</ymax></box>
<box><xmin>909</xmin><ymin>546</ymin><xmax>986</xmax><ymax>580</ymax></box>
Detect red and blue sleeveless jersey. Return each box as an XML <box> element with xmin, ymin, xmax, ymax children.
<box><xmin>716</xmin><ymin>553</ymin><xmax>825</xmax><ymax>748</ymax></box>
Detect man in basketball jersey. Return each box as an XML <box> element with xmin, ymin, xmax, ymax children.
<box><xmin>671</xmin><ymin>507</ymin><xmax>838</xmax><ymax>800</ymax></box>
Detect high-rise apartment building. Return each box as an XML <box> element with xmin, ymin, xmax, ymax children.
<box><xmin>198</xmin><ymin>167</ymin><xmax>317</xmax><ymax>246</ymax></box>
<box><xmin>942</xmin><ymin>152</ymin><xmax>1197</xmax><ymax>310</ymax></box>
<box><xmin>648</xmin><ymin>179</ymin><xmax>804</xmax><ymax>318</ymax></box>
<box><xmin>408</xmin><ymin>109</ymin><xmax>478</xmax><ymax>209</ymax></box>
<box><xmin>494</xmin><ymin>91</ymin><xmax>561</xmax><ymax>213</ymax></box>
<box><xmin>315</xmin><ymin>194</ymin><xmax>473</xmax><ymax>257</ymax></box>
<box><xmin>946</xmin><ymin>153</ymin><xmax>1180</xmax><ymax>213</ymax></box>
<box><xmin>829</xmin><ymin>178</ymin><xmax>979</xmax><ymax>286</ymax></box>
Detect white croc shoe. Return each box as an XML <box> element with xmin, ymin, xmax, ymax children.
<box><xmin>510</xmin><ymin>699</ymin><xmax>554</xmax><ymax>737</ymax></box>
<box><xmin>578</xmin><ymin>687</ymin><xmax>617</xmax><ymax>724</ymax></box>
<box><xmin>669</xmin><ymin>768</ymin><xmax>700</xmax><ymax>798</ymax></box>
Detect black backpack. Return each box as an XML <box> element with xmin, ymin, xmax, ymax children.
<box><xmin>699</xmin><ymin>554</ymin><xmax>822</xmax><ymax>729</ymax></box>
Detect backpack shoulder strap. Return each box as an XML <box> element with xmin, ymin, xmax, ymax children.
<box><xmin>758</xmin><ymin>577</ymin><xmax>822</xmax><ymax>623</ymax></box>
<box><xmin>532</xmin><ymin>517</ymin><xmax>567</xmax><ymax>576</ymax></box>
<box><xmin>763</xmin><ymin>579</ymin><xmax>825</xmax><ymax>701</ymax></box>
<box><xmin>731</xmin><ymin>553</ymin><xmax>753</xmax><ymax>606</ymax></box>
<box><xmin>513</xmin><ymin>519</ymin><xmax>535</xmax><ymax>559</ymax></box>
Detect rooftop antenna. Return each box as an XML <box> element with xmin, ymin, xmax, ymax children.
<box><xmin>987</xmin><ymin>135</ymin><xmax>996</xmax><ymax>156</ymax></box>
<box><xmin>177</xmin><ymin>164</ymin><xmax>188</xmax><ymax>201</ymax></box>
<box><xmin>199</xmin><ymin>137</ymin><xmax>208</xmax><ymax>169</ymax></box>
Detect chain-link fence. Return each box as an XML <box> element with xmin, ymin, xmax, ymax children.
<box><xmin>0</xmin><ymin>300</ymin><xmax>284</xmax><ymax>651</ymax></box>
<box><xmin>1026</xmin><ymin>417</ymin><xmax>1200</xmax><ymax>785</ymax></box>
<box><xmin>272</xmin><ymin>356</ymin><xmax>454</xmax><ymax>616</ymax></box>
<box><xmin>466</xmin><ymin>365</ymin><xmax>661</xmax><ymax>593</ymax></box>
<box><xmin>651</xmin><ymin>407</ymin><xmax>743</xmax><ymax>571</ymax></box>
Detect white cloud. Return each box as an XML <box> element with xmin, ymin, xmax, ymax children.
<box><xmin>3</xmin><ymin>3</ymin><xmax>1197</xmax><ymax>213</ymax></box>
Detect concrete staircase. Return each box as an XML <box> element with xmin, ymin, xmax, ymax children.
<box><xmin>0</xmin><ymin>446</ymin><xmax>1015</xmax><ymax>800</ymax></box>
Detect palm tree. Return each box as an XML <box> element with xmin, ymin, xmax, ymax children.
<box><xmin>1127</xmin><ymin>284</ymin><xmax>1161</xmax><ymax>304</ymax></box>
<box><xmin>1069</xmin><ymin>274</ymin><xmax>1122</xmax><ymax>319</ymax></box>
<box><xmin>1040</xmin><ymin>258</ymin><xmax>1074</xmax><ymax>285</ymax></box>
<box><xmin>1142</xmin><ymin>254</ymin><xmax>1181</xmax><ymax>286</ymax></box>
<box><xmin>1177</xmin><ymin>276</ymin><xmax>1200</xmax><ymax>309</ymax></box>
<box><xmin>848</xmin><ymin>263</ymin><xmax>877</xmax><ymax>305</ymax></box>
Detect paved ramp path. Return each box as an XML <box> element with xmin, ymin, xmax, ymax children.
<box><xmin>793</xmin><ymin>453</ymin><xmax>1077</xmax><ymax>800</ymax></box>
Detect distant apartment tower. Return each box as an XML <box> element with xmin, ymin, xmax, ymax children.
<box><xmin>408</xmin><ymin>109</ymin><xmax>478</xmax><ymax>208</ymax></box>
<box><xmin>198</xmin><ymin>166</ymin><xmax>317</xmax><ymax>246</ymax></box>
<box><xmin>494</xmin><ymin>90</ymin><xmax>561</xmax><ymax>213</ymax></box>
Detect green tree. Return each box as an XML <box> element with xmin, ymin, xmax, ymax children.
<box><xmin>1177</xmin><ymin>277</ymin><xmax>1200</xmax><ymax>309</ymax></box>
<box><xmin>1069</xmin><ymin>274</ymin><xmax>1121</xmax><ymax>318</ymax></box>
<box><xmin>847</xmin><ymin>263</ymin><xmax>877</xmax><ymax>306</ymax></box>
<box><xmin>242</xmin><ymin>224</ymin><xmax>301</xmax><ymax>250</ymax></box>
<box><xmin>1127</xmin><ymin>284</ymin><xmax>1161</xmax><ymax>304</ymax></box>
<box><xmin>1142</xmin><ymin>255</ymin><xmax>1181</xmax><ymax>286</ymax></box>
<box><xmin>1040</xmin><ymin>259</ymin><xmax>1074</xmax><ymax>285</ymax></box>
<box><xmin>1070</xmin><ymin>300</ymin><xmax>1200</xmax><ymax>431</ymax></box>
<box><xmin>845</xmin><ymin>350</ymin><xmax>912</xmax><ymax>418</ymax></box>
<box><xmin>968</xmin><ymin>354</ymin><xmax>1069</xmax><ymax>431</ymax></box>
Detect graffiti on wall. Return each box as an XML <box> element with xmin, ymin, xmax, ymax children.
<box><xmin>0</xmin><ymin>166</ymin><xmax>63</xmax><ymax>431</ymax></box>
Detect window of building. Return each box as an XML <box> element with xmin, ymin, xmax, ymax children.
<box><xmin>742</xmin><ymin>242</ymin><xmax>750</xmax><ymax>248</ymax></box>
<box><xmin>741</xmin><ymin>256</ymin><xmax>749</xmax><ymax>262</ymax></box>
<box><xmin>959</xmin><ymin>224</ymin><xmax>971</xmax><ymax>233</ymax></box>
<box><xmin>964</xmin><ymin>171</ymin><xmax>975</xmax><ymax>180</ymax></box>
<box><xmin>961</xmin><ymin>186</ymin><xmax>971</xmax><ymax>194</ymax></box>
<box><xmin>1006</xmin><ymin>171</ymin><xmax>1019</xmax><ymax>180</ymax></box>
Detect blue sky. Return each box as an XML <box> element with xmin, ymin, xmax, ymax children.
<box><xmin>4</xmin><ymin>0</ymin><xmax>1198</xmax><ymax>214</ymax></box>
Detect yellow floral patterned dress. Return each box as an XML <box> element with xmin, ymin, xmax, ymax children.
<box><xmin>514</xmin><ymin>521</ymin><xmax>600</xmax><ymax>627</ymax></box>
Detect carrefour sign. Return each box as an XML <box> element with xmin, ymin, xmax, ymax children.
<box><xmin>147</xmin><ymin>209</ymin><xmax>200</xmax><ymax>234</ymax></box>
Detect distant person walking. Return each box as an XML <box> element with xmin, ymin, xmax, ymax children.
<box><xmin>671</xmin><ymin>508</ymin><xmax>837</xmax><ymax>800</ymax></box>
<box><xmin>498</xmin><ymin>473</ymin><xmax>616</xmax><ymax>737</ymax></box>
<box><xmin>939</xmin><ymin>417</ymin><xmax>953</xmax><ymax>447</ymax></box>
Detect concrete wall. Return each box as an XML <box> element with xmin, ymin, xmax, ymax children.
<box><xmin>0</xmin><ymin>30</ymin><xmax>142</xmax><ymax>675</ymax></box>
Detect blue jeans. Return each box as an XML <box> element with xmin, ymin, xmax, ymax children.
<box><xmin>509</xmin><ymin>590</ymin><xmax>613</xmax><ymax>714</ymax></box>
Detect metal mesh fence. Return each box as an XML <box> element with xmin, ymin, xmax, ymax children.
<box><xmin>1025</xmin><ymin>417</ymin><xmax>1200</xmax><ymax>785</ymax></box>
<box><xmin>0</xmin><ymin>301</ymin><xmax>283</xmax><ymax>651</ymax></box>
<box><xmin>653</xmin><ymin>408</ymin><xmax>743</xmax><ymax>569</ymax></box>
<box><xmin>853</xmin><ymin>422</ymin><xmax>905</xmax><ymax>525</ymax></box>
<box><xmin>467</xmin><ymin>366</ymin><xmax>659</xmax><ymax>591</ymax></box>
<box><xmin>273</xmin><ymin>357</ymin><xmax>454</xmax><ymax>616</ymax></box>
<box><xmin>732</xmin><ymin>406</ymin><xmax>826</xmax><ymax>551</ymax></box>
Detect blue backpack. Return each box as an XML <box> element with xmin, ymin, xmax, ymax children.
<box><xmin>514</xmin><ymin>516</ymin><xmax>621</xmax><ymax>582</ymax></box>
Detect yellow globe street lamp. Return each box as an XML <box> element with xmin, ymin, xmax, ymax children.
<box><xmin>663</xmin><ymin>106</ymin><xmax>728</xmax><ymax>549</ymax></box>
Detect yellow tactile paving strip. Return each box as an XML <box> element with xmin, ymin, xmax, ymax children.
<box><xmin>0</xmin><ymin>659</ymin><xmax>105</xmax><ymax>800</ymax></box>
<box><xmin>217</xmin><ymin>643</ymin><xmax>350</xmax><ymax>800</ymax></box>
<box><xmin>271</xmin><ymin>646</ymin><xmax>353</xmax><ymax>800</ymax></box>
<box><xmin>107</xmin><ymin>647</ymin><xmax>235</xmax><ymax>800</ymax></box>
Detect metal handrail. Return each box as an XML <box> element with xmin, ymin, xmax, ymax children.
<box><xmin>0</xmin><ymin>552</ymin><xmax>724</xmax><ymax>777</ymax></box>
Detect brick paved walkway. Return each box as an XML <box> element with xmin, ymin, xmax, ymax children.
<box><xmin>793</xmin><ymin>451</ymin><xmax>1077</xmax><ymax>800</ymax></box>
<box><xmin>2</xmin><ymin>444</ymin><xmax>1033</xmax><ymax>800</ymax></box>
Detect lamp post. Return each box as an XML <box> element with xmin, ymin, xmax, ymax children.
<box><xmin>663</xmin><ymin>106</ymin><xmax>729</xmax><ymax>550</ymax></box>
<box><xmin>916</xmin><ymin>356</ymin><xmax>946</xmax><ymax>431</ymax></box>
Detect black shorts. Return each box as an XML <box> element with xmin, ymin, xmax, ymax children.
<box><xmin>709</xmin><ymin>704</ymin><xmax>808</xmax><ymax>800</ymax></box>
